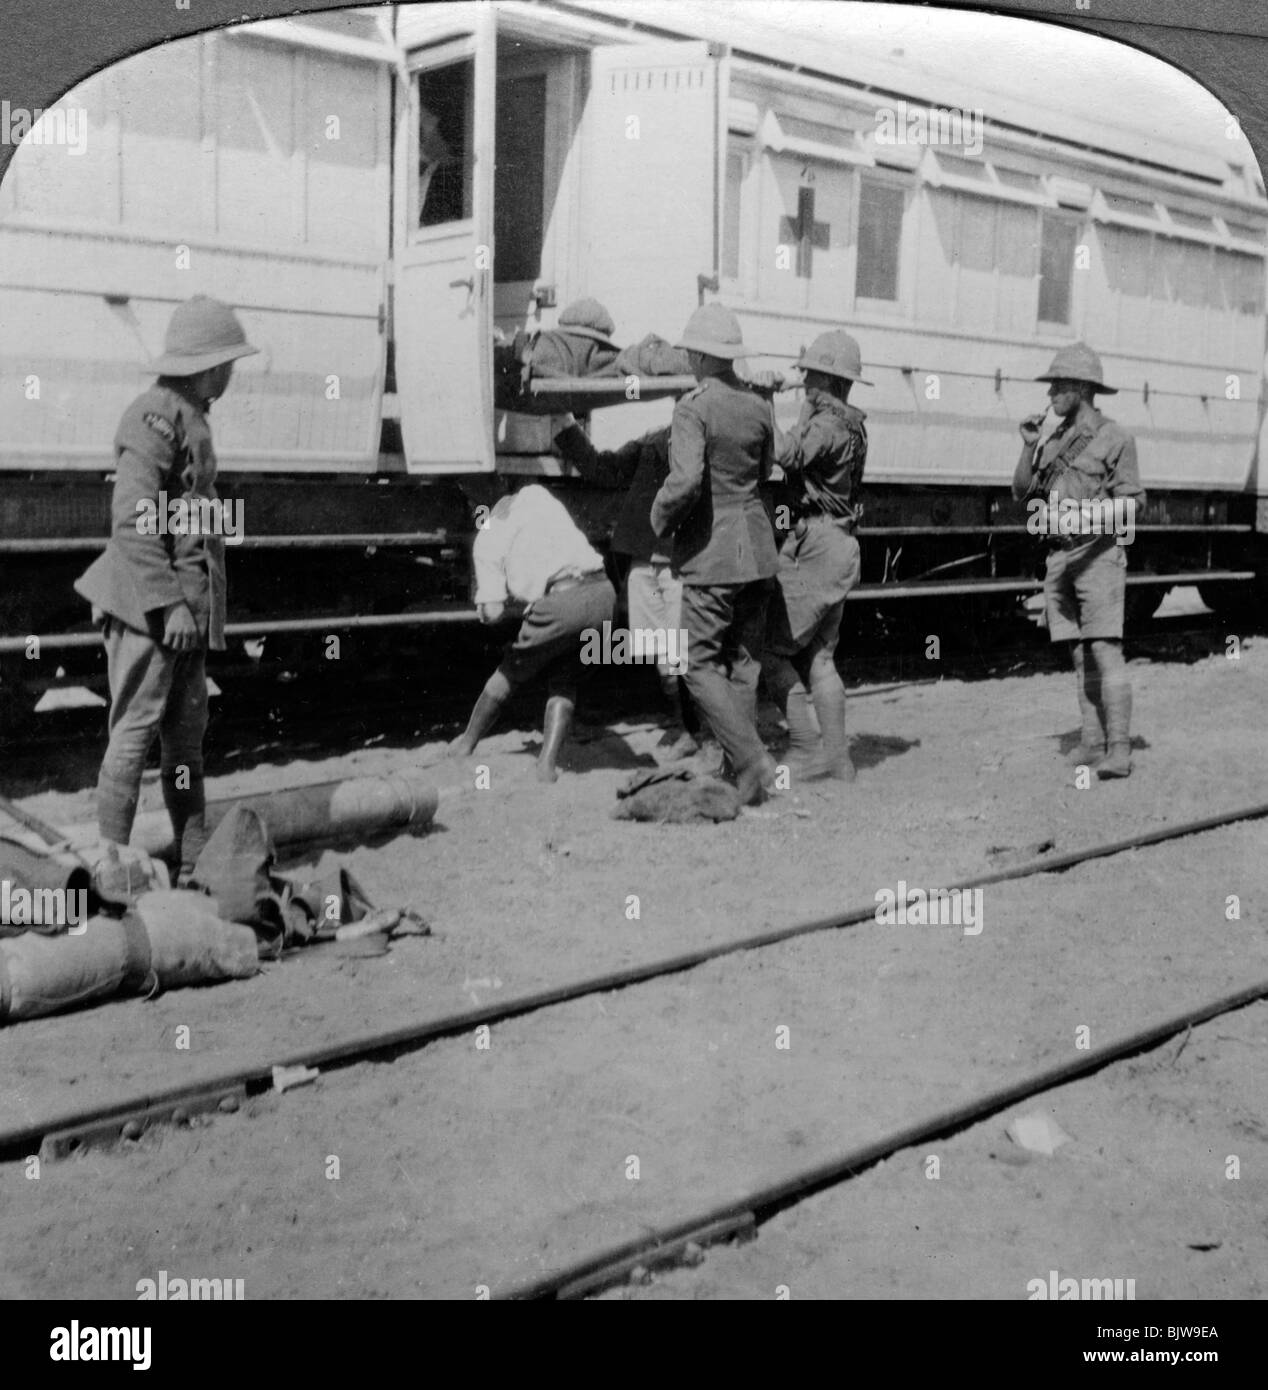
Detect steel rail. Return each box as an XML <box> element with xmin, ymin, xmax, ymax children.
<box><xmin>0</xmin><ymin>607</ymin><xmax>482</xmax><ymax>654</ymax></box>
<box><xmin>0</xmin><ymin>533</ymin><xmax>451</xmax><ymax>555</ymax></box>
<box><xmin>2</xmin><ymin>799</ymin><xmax>1266</xmax><ymax>1164</ymax></box>
<box><xmin>0</xmin><ymin>523</ymin><xmax>1249</xmax><ymax>554</ymax></box>
<box><xmin>502</xmin><ymin>974</ymin><xmax>1268</xmax><ymax>1299</ymax></box>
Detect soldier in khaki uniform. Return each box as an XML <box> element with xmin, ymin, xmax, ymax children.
<box><xmin>1013</xmin><ymin>342</ymin><xmax>1145</xmax><ymax>778</ymax></box>
<box><xmin>75</xmin><ymin>296</ymin><xmax>257</xmax><ymax>875</ymax></box>
<box><xmin>650</xmin><ymin>304</ymin><xmax>780</xmax><ymax>806</ymax></box>
<box><xmin>757</xmin><ymin>330</ymin><xmax>869</xmax><ymax>782</ymax></box>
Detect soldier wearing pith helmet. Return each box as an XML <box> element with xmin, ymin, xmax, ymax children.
<box><xmin>650</xmin><ymin>303</ymin><xmax>780</xmax><ymax>805</ymax></box>
<box><xmin>1012</xmin><ymin>341</ymin><xmax>1145</xmax><ymax>779</ymax></box>
<box><xmin>756</xmin><ymin>329</ymin><xmax>870</xmax><ymax>783</ymax></box>
<box><xmin>75</xmin><ymin>295</ymin><xmax>257</xmax><ymax>878</ymax></box>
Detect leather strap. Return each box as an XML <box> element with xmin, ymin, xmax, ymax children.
<box><xmin>119</xmin><ymin>908</ymin><xmax>157</xmax><ymax>996</ymax></box>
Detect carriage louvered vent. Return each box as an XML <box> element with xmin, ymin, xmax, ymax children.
<box><xmin>1167</xmin><ymin>208</ymin><xmax>1214</xmax><ymax>232</ymax></box>
<box><xmin>606</xmin><ymin>65</ymin><xmax>707</xmax><ymax>96</ymax></box>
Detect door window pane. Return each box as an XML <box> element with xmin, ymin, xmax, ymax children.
<box><xmin>418</xmin><ymin>60</ymin><xmax>473</xmax><ymax>227</ymax></box>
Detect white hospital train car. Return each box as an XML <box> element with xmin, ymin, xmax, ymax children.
<box><xmin>1</xmin><ymin>1</ymin><xmax>1265</xmax><ymax>703</ymax></box>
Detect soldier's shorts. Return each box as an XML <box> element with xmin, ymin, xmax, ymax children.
<box><xmin>1044</xmin><ymin>535</ymin><xmax>1127</xmax><ymax>643</ymax></box>
<box><xmin>498</xmin><ymin>570</ymin><xmax>616</xmax><ymax>686</ymax></box>
<box><xmin>768</xmin><ymin>519</ymin><xmax>861</xmax><ymax>656</ymax></box>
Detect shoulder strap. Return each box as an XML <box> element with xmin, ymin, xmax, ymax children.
<box><xmin>1032</xmin><ymin>423</ymin><xmax>1094</xmax><ymax>498</ymax></box>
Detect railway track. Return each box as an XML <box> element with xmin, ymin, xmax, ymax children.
<box><xmin>3</xmin><ymin>799</ymin><xmax>1266</xmax><ymax>1298</ymax></box>
<box><xmin>506</xmin><ymin>980</ymin><xmax>1268</xmax><ymax>1300</ymax></box>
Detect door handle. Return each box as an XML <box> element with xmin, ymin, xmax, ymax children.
<box><xmin>449</xmin><ymin>277</ymin><xmax>475</xmax><ymax>292</ymax></box>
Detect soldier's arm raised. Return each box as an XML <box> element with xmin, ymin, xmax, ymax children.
<box><xmin>1012</xmin><ymin>413</ymin><xmax>1047</xmax><ymax>500</ymax></box>
<box><xmin>553</xmin><ymin>419</ymin><xmax>641</xmax><ymax>489</ymax></box>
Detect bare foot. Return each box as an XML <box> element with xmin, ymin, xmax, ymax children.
<box><xmin>536</xmin><ymin>760</ymin><xmax>560</xmax><ymax>783</ymax></box>
<box><xmin>447</xmin><ymin>735</ymin><xmax>475</xmax><ymax>759</ymax></box>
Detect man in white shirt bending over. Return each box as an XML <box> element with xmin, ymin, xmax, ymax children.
<box><xmin>447</xmin><ymin>484</ymin><xmax>616</xmax><ymax>783</ymax></box>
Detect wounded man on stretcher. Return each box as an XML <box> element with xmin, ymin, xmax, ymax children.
<box><xmin>492</xmin><ymin>296</ymin><xmax>694</xmax><ymax>415</ymax></box>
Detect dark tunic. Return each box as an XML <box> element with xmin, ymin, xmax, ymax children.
<box><xmin>777</xmin><ymin>391</ymin><xmax>867</xmax><ymax>527</ymax></box>
<box><xmin>554</xmin><ymin>423</ymin><xmax>670</xmax><ymax>564</ymax></box>
<box><xmin>74</xmin><ymin>378</ymin><xmax>227</xmax><ymax>650</ymax></box>
<box><xmin>649</xmin><ymin>372</ymin><xmax>779</xmax><ymax>585</ymax></box>
<box><xmin>768</xmin><ymin>392</ymin><xmax>868</xmax><ymax>652</ymax></box>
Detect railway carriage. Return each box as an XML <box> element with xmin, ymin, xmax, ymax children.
<box><xmin>1</xmin><ymin>0</ymin><xmax>1266</xmax><ymax>713</ymax></box>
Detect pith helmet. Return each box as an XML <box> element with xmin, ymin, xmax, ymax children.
<box><xmin>796</xmin><ymin>329</ymin><xmax>872</xmax><ymax>385</ymax></box>
<box><xmin>149</xmin><ymin>296</ymin><xmax>259</xmax><ymax>377</ymax></box>
<box><xmin>1035</xmin><ymin>341</ymin><xmax>1117</xmax><ymax>394</ymax></box>
<box><xmin>558</xmin><ymin>297</ymin><xmax>617</xmax><ymax>343</ymax></box>
<box><xmin>675</xmin><ymin>303</ymin><xmax>749</xmax><ymax>359</ymax></box>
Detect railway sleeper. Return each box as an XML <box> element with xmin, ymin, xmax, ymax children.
<box><xmin>553</xmin><ymin>1213</ymin><xmax>757</xmax><ymax>1301</ymax></box>
<box><xmin>38</xmin><ymin>1083</ymin><xmax>247</xmax><ymax>1162</ymax></box>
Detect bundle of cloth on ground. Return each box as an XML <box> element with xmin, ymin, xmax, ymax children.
<box><xmin>611</xmin><ymin>766</ymin><xmax>741</xmax><ymax>824</ymax></box>
<box><xmin>0</xmin><ymin>804</ymin><xmax>404</xmax><ymax>1023</ymax></box>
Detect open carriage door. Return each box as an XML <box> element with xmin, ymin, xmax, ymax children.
<box><xmin>577</xmin><ymin>41</ymin><xmax>727</xmax><ymax>346</ymax></box>
<box><xmin>394</xmin><ymin>7</ymin><xmax>496</xmax><ymax>472</ymax></box>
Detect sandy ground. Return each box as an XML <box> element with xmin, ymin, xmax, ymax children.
<box><xmin>0</xmin><ymin>618</ymin><xmax>1264</xmax><ymax>1299</ymax></box>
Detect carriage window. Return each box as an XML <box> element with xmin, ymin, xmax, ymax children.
<box><xmin>1217</xmin><ymin>250</ymin><xmax>1264</xmax><ymax>315</ymax></box>
<box><xmin>1038</xmin><ymin>214</ymin><xmax>1078</xmax><ymax>324</ymax></box>
<box><xmin>418</xmin><ymin>60</ymin><xmax>474</xmax><ymax>227</ymax></box>
<box><xmin>856</xmin><ymin>178</ymin><xmax>904</xmax><ymax>301</ymax></box>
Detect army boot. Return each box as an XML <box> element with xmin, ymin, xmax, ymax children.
<box><xmin>1097</xmin><ymin>678</ymin><xmax>1133</xmax><ymax>779</ymax></box>
<box><xmin>765</xmin><ymin>657</ymin><xmax>820</xmax><ymax>767</ymax></box>
<box><xmin>537</xmin><ymin>695</ymin><xmax>574</xmax><ymax>783</ymax></box>
<box><xmin>162</xmin><ymin>766</ymin><xmax>209</xmax><ymax>885</ymax></box>
<box><xmin>657</xmin><ymin>670</ymin><xmax>698</xmax><ymax>760</ymax></box>
<box><xmin>1067</xmin><ymin>645</ymin><xmax>1105</xmax><ymax>766</ymax></box>
<box><xmin>806</xmin><ymin>669</ymin><xmax>855</xmax><ymax>782</ymax></box>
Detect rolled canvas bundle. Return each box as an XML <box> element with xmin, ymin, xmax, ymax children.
<box><xmin>65</xmin><ymin>774</ymin><xmax>440</xmax><ymax>861</ymax></box>
<box><xmin>0</xmin><ymin>832</ymin><xmax>93</xmax><ymax>936</ymax></box>
<box><xmin>0</xmin><ymin>915</ymin><xmax>137</xmax><ymax>1020</ymax></box>
<box><xmin>0</xmin><ymin>890</ymin><xmax>258</xmax><ymax>1024</ymax></box>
